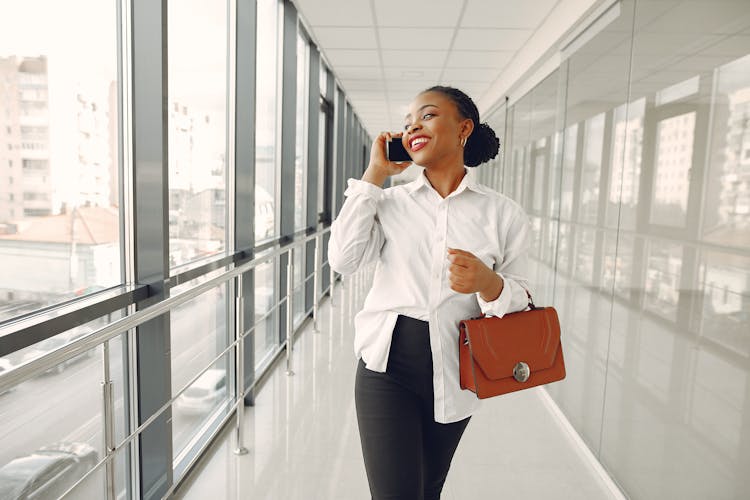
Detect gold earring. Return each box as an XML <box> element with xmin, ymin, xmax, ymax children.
<box><xmin>460</xmin><ymin>137</ymin><xmax>466</xmax><ymax>147</ymax></box>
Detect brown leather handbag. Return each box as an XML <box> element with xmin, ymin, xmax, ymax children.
<box><xmin>459</xmin><ymin>294</ymin><xmax>565</xmax><ymax>399</ymax></box>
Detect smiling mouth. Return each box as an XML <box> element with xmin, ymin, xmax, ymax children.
<box><xmin>410</xmin><ymin>137</ymin><xmax>430</xmax><ymax>152</ymax></box>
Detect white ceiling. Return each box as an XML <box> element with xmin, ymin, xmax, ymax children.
<box><xmin>294</xmin><ymin>0</ymin><xmax>560</xmax><ymax>136</ymax></box>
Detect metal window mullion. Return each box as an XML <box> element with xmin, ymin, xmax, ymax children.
<box><xmin>334</xmin><ymin>88</ymin><xmax>346</xmax><ymax>215</ymax></box>
<box><xmin>116</xmin><ymin>0</ymin><xmax>139</xmax><ymax>493</ymax></box>
<box><xmin>305</xmin><ymin>47</ymin><xmax>320</xmax><ymax>313</ymax></box>
<box><xmin>278</xmin><ymin>0</ymin><xmax>297</xmax><ymax>345</ymax></box>
<box><xmin>130</xmin><ymin>0</ymin><xmax>173</xmax><ymax>498</ymax></box>
<box><xmin>345</xmin><ymin>103</ymin><xmax>353</xmax><ymax>188</ymax></box>
<box><xmin>235</xmin><ymin>0</ymin><xmax>258</xmax><ymax>404</ymax></box>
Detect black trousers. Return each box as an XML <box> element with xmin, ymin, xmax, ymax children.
<box><xmin>355</xmin><ymin>315</ymin><xmax>471</xmax><ymax>500</ymax></box>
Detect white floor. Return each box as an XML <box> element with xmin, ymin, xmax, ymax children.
<box><xmin>173</xmin><ymin>272</ymin><xmax>623</xmax><ymax>500</ymax></box>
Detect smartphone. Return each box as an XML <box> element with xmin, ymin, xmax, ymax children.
<box><xmin>386</xmin><ymin>138</ymin><xmax>411</xmax><ymax>162</ymax></box>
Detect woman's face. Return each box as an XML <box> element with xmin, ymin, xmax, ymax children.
<box><xmin>402</xmin><ymin>91</ymin><xmax>473</xmax><ymax>168</ymax></box>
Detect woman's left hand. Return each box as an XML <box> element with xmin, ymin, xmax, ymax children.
<box><xmin>447</xmin><ymin>248</ymin><xmax>504</xmax><ymax>302</ymax></box>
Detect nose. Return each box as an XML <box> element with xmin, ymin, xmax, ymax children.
<box><xmin>407</xmin><ymin>121</ymin><xmax>421</xmax><ymax>134</ymax></box>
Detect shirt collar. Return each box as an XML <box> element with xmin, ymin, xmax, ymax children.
<box><xmin>405</xmin><ymin>167</ymin><xmax>487</xmax><ymax>197</ymax></box>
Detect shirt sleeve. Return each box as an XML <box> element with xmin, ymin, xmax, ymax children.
<box><xmin>476</xmin><ymin>208</ymin><xmax>531</xmax><ymax>318</ymax></box>
<box><xmin>327</xmin><ymin>179</ymin><xmax>385</xmax><ymax>276</ymax></box>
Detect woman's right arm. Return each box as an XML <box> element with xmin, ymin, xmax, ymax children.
<box><xmin>328</xmin><ymin>132</ymin><xmax>411</xmax><ymax>275</ymax></box>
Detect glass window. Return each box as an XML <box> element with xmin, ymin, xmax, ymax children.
<box><xmin>608</xmin><ymin>99</ymin><xmax>644</xmax><ymax>230</ymax></box>
<box><xmin>703</xmin><ymin>53</ymin><xmax>750</xmax><ymax>244</ymax></box>
<box><xmin>635</xmin><ymin>318</ymin><xmax>674</xmax><ymax>402</ymax></box>
<box><xmin>557</xmin><ymin>222</ymin><xmax>571</xmax><ymax>274</ymax></box>
<box><xmin>531</xmin><ymin>139</ymin><xmax>546</xmax><ymax>213</ymax></box>
<box><xmin>168</xmin><ymin>0</ymin><xmax>228</xmax><ymax>269</ymax></box>
<box><xmin>560</xmin><ymin>124</ymin><xmax>578</xmax><ymax>221</ymax></box>
<box><xmin>319</xmin><ymin>63</ymin><xmax>327</xmax><ymax>99</ymax></box>
<box><xmin>254</xmin><ymin>258</ymin><xmax>278</xmax><ymax>369</ymax></box>
<box><xmin>601</xmin><ymin>230</ymin><xmax>617</xmax><ymax>293</ymax></box>
<box><xmin>542</xmin><ymin>218</ymin><xmax>558</xmax><ymax>267</ymax></box>
<box><xmin>579</xmin><ymin>113</ymin><xmax>604</xmax><ymax>225</ymax></box>
<box><xmin>548</xmin><ymin>130</ymin><xmax>562</xmax><ymax>217</ymax></box>
<box><xmin>573</xmin><ymin>227</ymin><xmax>595</xmax><ymax>284</ymax></box>
<box><xmin>689</xmin><ymin>349</ymin><xmax>745</xmax><ymax>466</ymax></box>
<box><xmin>255</xmin><ymin>0</ymin><xmax>279</xmax><ymax>244</ymax></box>
<box><xmin>529</xmin><ymin>216</ymin><xmax>542</xmax><ymax>260</ymax></box>
<box><xmin>294</xmin><ymin>33</ymin><xmax>309</xmax><ymax>233</ymax></box>
<box><xmin>649</xmin><ymin>111</ymin><xmax>696</xmax><ymax>227</ymax></box>
<box><xmin>0</xmin><ymin>1</ymin><xmax>120</xmax><ymax>322</ymax></box>
<box><xmin>170</xmin><ymin>276</ymin><xmax>229</xmax><ymax>465</ymax></box>
<box><xmin>509</xmin><ymin>95</ymin><xmax>531</xmax><ymax>204</ymax></box>
<box><xmin>317</xmin><ymin>107</ymin><xmax>327</xmax><ymax>220</ymax></box>
<box><xmin>699</xmin><ymin>53</ymin><xmax>750</xmax><ymax>357</ymax></box>
<box><xmin>253</xmin><ymin>0</ymin><xmax>280</xmax><ymax>374</ymax></box>
<box><xmin>293</xmin><ymin>246</ymin><xmax>305</xmax><ymax>328</ymax></box>
<box><xmin>698</xmin><ymin>250</ymin><xmax>749</xmax><ymax>357</ymax></box>
<box><xmin>644</xmin><ymin>239</ymin><xmax>683</xmax><ymax>321</ymax></box>
<box><xmin>0</xmin><ymin>315</ymin><xmax>128</xmax><ymax>498</ymax></box>
<box><xmin>513</xmin><ymin>146</ymin><xmax>528</xmax><ymax>206</ymax></box>
<box><xmin>294</xmin><ymin>33</ymin><xmax>310</xmax><ymax>327</ymax></box>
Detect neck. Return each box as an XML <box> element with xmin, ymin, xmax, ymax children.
<box><xmin>424</xmin><ymin>160</ymin><xmax>466</xmax><ymax>198</ymax></box>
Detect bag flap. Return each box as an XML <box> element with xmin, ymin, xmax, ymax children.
<box><xmin>460</xmin><ymin>307</ymin><xmax>560</xmax><ymax>381</ymax></box>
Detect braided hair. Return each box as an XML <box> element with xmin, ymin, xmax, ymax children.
<box><xmin>422</xmin><ymin>85</ymin><xmax>500</xmax><ymax>167</ymax></box>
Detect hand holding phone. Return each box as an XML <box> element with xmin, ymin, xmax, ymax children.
<box><xmin>363</xmin><ymin>132</ymin><xmax>412</xmax><ymax>186</ymax></box>
<box><xmin>386</xmin><ymin>138</ymin><xmax>411</xmax><ymax>162</ymax></box>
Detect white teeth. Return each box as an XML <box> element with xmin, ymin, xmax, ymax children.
<box><xmin>411</xmin><ymin>137</ymin><xmax>429</xmax><ymax>148</ymax></box>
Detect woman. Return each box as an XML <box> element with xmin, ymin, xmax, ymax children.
<box><xmin>328</xmin><ymin>86</ymin><xmax>531</xmax><ymax>500</ymax></box>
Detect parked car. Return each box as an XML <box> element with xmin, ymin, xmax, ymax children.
<box><xmin>0</xmin><ymin>442</ymin><xmax>98</xmax><ymax>500</ymax></box>
<box><xmin>176</xmin><ymin>368</ymin><xmax>227</xmax><ymax>416</ymax></box>
<box><xmin>0</xmin><ymin>358</ymin><xmax>14</xmax><ymax>395</ymax></box>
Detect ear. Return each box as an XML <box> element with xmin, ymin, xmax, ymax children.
<box><xmin>460</xmin><ymin>118</ymin><xmax>474</xmax><ymax>138</ymax></box>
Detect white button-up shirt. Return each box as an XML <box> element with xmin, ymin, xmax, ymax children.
<box><xmin>328</xmin><ymin>167</ymin><xmax>531</xmax><ymax>423</ymax></box>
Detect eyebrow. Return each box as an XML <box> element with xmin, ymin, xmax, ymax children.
<box><xmin>404</xmin><ymin>104</ymin><xmax>438</xmax><ymax>120</ymax></box>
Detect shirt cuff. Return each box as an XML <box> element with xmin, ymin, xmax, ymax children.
<box><xmin>476</xmin><ymin>272</ymin><xmax>512</xmax><ymax>318</ymax></box>
<box><xmin>344</xmin><ymin>178</ymin><xmax>383</xmax><ymax>198</ymax></box>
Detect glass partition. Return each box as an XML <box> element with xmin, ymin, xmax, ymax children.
<box><xmin>493</xmin><ymin>0</ymin><xmax>750</xmax><ymax>498</ymax></box>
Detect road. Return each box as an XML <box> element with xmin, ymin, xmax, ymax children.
<box><xmin>0</xmin><ymin>279</ymin><xmax>265</xmax><ymax>495</ymax></box>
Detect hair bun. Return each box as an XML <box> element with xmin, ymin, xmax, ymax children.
<box><xmin>464</xmin><ymin>122</ymin><xmax>500</xmax><ymax>167</ymax></box>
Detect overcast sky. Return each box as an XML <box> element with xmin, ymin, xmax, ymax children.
<box><xmin>1</xmin><ymin>0</ymin><xmax>229</xmax><ymax>113</ymax></box>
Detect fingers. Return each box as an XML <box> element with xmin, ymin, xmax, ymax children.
<box><xmin>376</xmin><ymin>132</ymin><xmax>412</xmax><ymax>168</ymax></box>
<box><xmin>447</xmin><ymin>249</ymin><xmax>485</xmax><ymax>294</ymax></box>
<box><xmin>449</xmin><ymin>270</ymin><xmax>471</xmax><ymax>295</ymax></box>
<box><xmin>449</xmin><ymin>263</ymin><xmax>465</xmax><ymax>277</ymax></box>
<box><xmin>378</xmin><ymin>131</ymin><xmax>404</xmax><ymax>141</ymax></box>
<box><xmin>449</xmin><ymin>273</ymin><xmax>469</xmax><ymax>294</ymax></box>
<box><xmin>447</xmin><ymin>248</ymin><xmax>475</xmax><ymax>257</ymax></box>
<box><xmin>447</xmin><ymin>253</ymin><xmax>470</xmax><ymax>268</ymax></box>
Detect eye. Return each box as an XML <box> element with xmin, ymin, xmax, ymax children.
<box><xmin>422</xmin><ymin>113</ymin><xmax>435</xmax><ymax>120</ymax></box>
<box><xmin>403</xmin><ymin>122</ymin><xmax>411</xmax><ymax>131</ymax></box>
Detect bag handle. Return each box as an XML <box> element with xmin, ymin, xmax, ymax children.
<box><xmin>526</xmin><ymin>289</ymin><xmax>538</xmax><ymax>310</ymax></box>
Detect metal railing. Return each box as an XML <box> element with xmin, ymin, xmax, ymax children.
<box><xmin>0</xmin><ymin>224</ymin><xmax>338</xmax><ymax>500</ymax></box>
